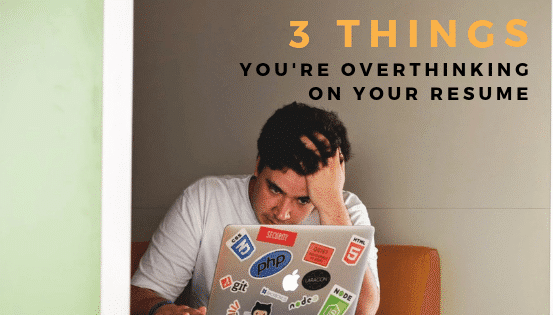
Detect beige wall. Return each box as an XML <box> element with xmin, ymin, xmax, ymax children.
<box><xmin>131</xmin><ymin>1</ymin><xmax>550</xmax><ymax>313</ymax></box>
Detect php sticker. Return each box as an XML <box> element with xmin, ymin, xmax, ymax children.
<box><xmin>342</xmin><ymin>235</ymin><xmax>368</xmax><ymax>266</ymax></box>
<box><xmin>226</xmin><ymin>300</ymin><xmax>240</xmax><ymax>315</ymax></box>
<box><xmin>302</xmin><ymin>269</ymin><xmax>331</xmax><ymax>291</ymax></box>
<box><xmin>317</xmin><ymin>284</ymin><xmax>356</xmax><ymax>315</ymax></box>
<box><xmin>226</xmin><ymin>228</ymin><xmax>256</xmax><ymax>261</ymax></box>
<box><xmin>257</xmin><ymin>226</ymin><xmax>298</xmax><ymax>247</ymax></box>
<box><xmin>302</xmin><ymin>241</ymin><xmax>335</xmax><ymax>268</ymax></box>
<box><xmin>249</xmin><ymin>250</ymin><xmax>292</xmax><ymax>279</ymax></box>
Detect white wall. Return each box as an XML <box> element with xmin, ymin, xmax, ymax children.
<box><xmin>131</xmin><ymin>1</ymin><xmax>550</xmax><ymax>313</ymax></box>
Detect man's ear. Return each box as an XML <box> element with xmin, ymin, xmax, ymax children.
<box><xmin>338</xmin><ymin>148</ymin><xmax>346</xmax><ymax>174</ymax></box>
<box><xmin>254</xmin><ymin>157</ymin><xmax>260</xmax><ymax>177</ymax></box>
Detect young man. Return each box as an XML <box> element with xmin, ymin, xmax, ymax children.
<box><xmin>131</xmin><ymin>102</ymin><xmax>380</xmax><ymax>315</ymax></box>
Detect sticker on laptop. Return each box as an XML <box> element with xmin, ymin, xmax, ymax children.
<box><xmin>226</xmin><ymin>228</ymin><xmax>256</xmax><ymax>261</ymax></box>
<box><xmin>317</xmin><ymin>284</ymin><xmax>356</xmax><ymax>315</ymax></box>
<box><xmin>288</xmin><ymin>294</ymin><xmax>319</xmax><ymax>310</ymax></box>
<box><xmin>230</xmin><ymin>279</ymin><xmax>249</xmax><ymax>293</ymax></box>
<box><xmin>220</xmin><ymin>275</ymin><xmax>249</xmax><ymax>293</ymax></box>
<box><xmin>302</xmin><ymin>241</ymin><xmax>335</xmax><ymax>268</ymax></box>
<box><xmin>256</xmin><ymin>226</ymin><xmax>298</xmax><ymax>247</ymax></box>
<box><xmin>249</xmin><ymin>249</ymin><xmax>292</xmax><ymax>279</ymax></box>
<box><xmin>260</xmin><ymin>286</ymin><xmax>288</xmax><ymax>302</ymax></box>
<box><xmin>282</xmin><ymin>269</ymin><xmax>301</xmax><ymax>292</ymax></box>
<box><xmin>220</xmin><ymin>275</ymin><xmax>234</xmax><ymax>290</ymax></box>
<box><xmin>249</xmin><ymin>301</ymin><xmax>273</xmax><ymax>315</ymax></box>
<box><xmin>302</xmin><ymin>269</ymin><xmax>331</xmax><ymax>291</ymax></box>
<box><xmin>342</xmin><ymin>235</ymin><xmax>369</xmax><ymax>266</ymax></box>
<box><xmin>226</xmin><ymin>300</ymin><xmax>240</xmax><ymax>315</ymax></box>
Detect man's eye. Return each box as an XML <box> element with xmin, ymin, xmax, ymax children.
<box><xmin>269</xmin><ymin>186</ymin><xmax>280</xmax><ymax>194</ymax></box>
<box><xmin>298</xmin><ymin>198</ymin><xmax>310</xmax><ymax>205</ymax></box>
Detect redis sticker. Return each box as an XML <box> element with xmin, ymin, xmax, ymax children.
<box><xmin>257</xmin><ymin>226</ymin><xmax>298</xmax><ymax>247</ymax></box>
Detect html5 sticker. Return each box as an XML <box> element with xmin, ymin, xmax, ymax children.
<box><xmin>226</xmin><ymin>228</ymin><xmax>256</xmax><ymax>261</ymax></box>
<box><xmin>303</xmin><ymin>241</ymin><xmax>336</xmax><ymax>268</ymax></box>
<box><xmin>256</xmin><ymin>226</ymin><xmax>298</xmax><ymax>247</ymax></box>
<box><xmin>342</xmin><ymin>235</ymin><xmax>369</xmax><ymax>266</ymax></box>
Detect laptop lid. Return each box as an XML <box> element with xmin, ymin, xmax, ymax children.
<box><xmin>206</xmin><ymin>224</ymin><xmax>374</xmax><ymax>315</ymax></box>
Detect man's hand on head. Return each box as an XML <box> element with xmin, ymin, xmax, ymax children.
<box><xmin>300</xmin><ymin>133</ymin><xmax>351</xmax><ymax>225</ymax></box>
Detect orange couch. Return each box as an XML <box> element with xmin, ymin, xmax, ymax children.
<box><xmin>375</xmin><ymin>245</ymin><xmax>441</xmax><ymax>315</ymax></box>
<box><xmin>131</xmin><ymin>242</ymin><xmax>440</xmax><ymax>314</ymax></box>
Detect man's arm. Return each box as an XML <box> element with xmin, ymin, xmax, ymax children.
<box><xmin>307</xmin><ymin>152</ymin><xmax>381</xmax><ymax>315</ymax></box>
<box><xmin>130</xmin><ymin>186</ymin><xmax>207</xmax><ymax>315</ymax></box>
<box><xmin>356</xmin><ymin>269</ymin><xmax>380</xmax><ymax>315</ymax></box>
<box><xmin>301</xmin><ymin>134</ymin><xmax>380</xmax><ymax>315</ymax></box>
<box><xmin>301</xmin><ymin>135</ymin><xmax>351</xmax><ymax>225</ymax></box>
<box><xmin>131</xmin><ymin>285</ymin><xmax>206</xmax><ymax>315</ymax></box>
<box><xmin>131</xmin><ymin>285</ymin><xmax>168</xmax><ymax>315</ymax></box>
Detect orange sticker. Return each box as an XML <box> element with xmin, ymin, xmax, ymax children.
<box><xmin>342</xmin><ymin>235</ymin><xmax>368</xmax><ymax>266</ymax></box>
<box><xmin>302</xmin><ymin>241</ymin><xmax>336</xmax><ymax>268</ymax></box>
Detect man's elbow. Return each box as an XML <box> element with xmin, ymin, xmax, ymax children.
<box><xmin>356</xmin><ymin>269</ymin><xmax>380</xmax><ymax>315</ymax></box>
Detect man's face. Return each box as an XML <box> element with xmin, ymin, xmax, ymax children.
<box><xmin>252</xmin><ymin>311</ymin><xmax>268</xmax><ymax>315</ymax></box>
<box><xmin>249</xmin><ymin>163</ymin><xmax>315</xmax><ymax>225</ymax></box>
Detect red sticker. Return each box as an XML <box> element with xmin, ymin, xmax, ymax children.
<box><xmin>302</xmin><ymin>241</ymin><xmax>336</xmax><ymax>268</ymax></box>
<box><xmin>220</xmin><ymin>275</ymin><xmax>233</xmax><ymax>290</ymax></box>
<box><xmin>257</xmin><ymin>226</ymin><xmax>298</xmax><ymax>247</ymax></box>
<box><xmin>342</xmin><ymin>235</ymin><xmax>368</xmax><ymax>266</ymax></box>
<box><xmin>226</xmin><ymin>300</ymin><xmax>240</xmax><ymax>315</ymax></box>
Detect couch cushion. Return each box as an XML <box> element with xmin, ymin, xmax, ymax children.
<box><xmin>376</xmin><ymin>245</ymin><xmax>441</xmax><ymax>315</ymax></box>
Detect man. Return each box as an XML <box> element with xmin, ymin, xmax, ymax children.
<box><xmin>131</xmin><ymin>102</ymin><xmax>380</xmax><ymax>315</ymax></box>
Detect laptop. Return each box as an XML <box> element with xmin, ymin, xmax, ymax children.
<box><xmin>206</xmin><ymin>224</ymin><xmax>374</xmax><ymax>315</ymax></box>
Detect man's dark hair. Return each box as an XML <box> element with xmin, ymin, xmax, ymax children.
<box><xmin>257</xmin><ymin>102</ymin><xmax>351</xmax><ymax>175</ymax></box>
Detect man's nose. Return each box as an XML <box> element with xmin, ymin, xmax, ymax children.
<box><xmin>275</xmin><ymin>198</ymin><xmax>292</xmax><ymax>221</ymax></box>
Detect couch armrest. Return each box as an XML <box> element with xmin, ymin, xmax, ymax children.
<box><xmin>375</xmin><ymin>245</ymin><xmax>441</xmax><ymax>315</ymax></box>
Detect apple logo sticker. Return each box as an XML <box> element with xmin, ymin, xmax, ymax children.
<box><xmin>282</xmin><ymin>269</ymin><xmax>300</xmax><ymax>291</ymax></box>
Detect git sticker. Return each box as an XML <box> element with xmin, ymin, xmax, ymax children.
<box><xmin>342</xmin><ymin>235</ymin><xmax>368</xmax><ymax>266</ymax></box>
<box><xmin>226</xmin><ymin>228</ymin><xmax>256</xmax><ymax>261</ymax></box>
<box><xmin>303</xmin><ymin>241</ymin><xmax>335</xmax><ymax>268</ymax></box>
<box><xmin>317</xmin><ymin>284</ymin><xmax>356</xmax><ymax>315</ymax></box>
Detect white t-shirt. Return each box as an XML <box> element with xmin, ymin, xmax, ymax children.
<box><xmin>131</xmin><ymin>175</ymin><xmax>379</xmax><ymax>308</ymax></box>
